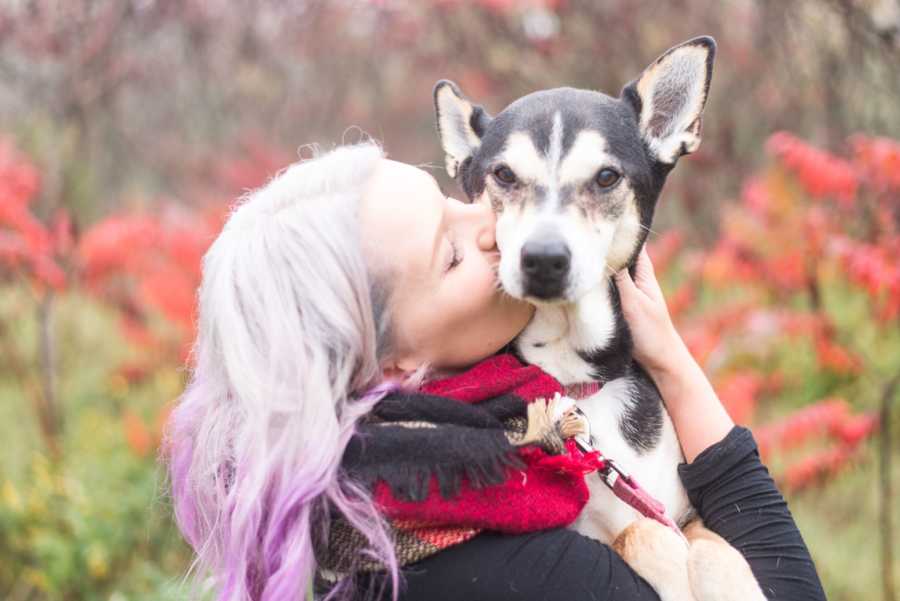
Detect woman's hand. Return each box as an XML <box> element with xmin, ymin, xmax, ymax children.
<box><xmin>612</xmin><ymin>247</ymin><xmax>688</xmax><ymax>378</ymax></box>
<box><xmin>613</xmin><ymin>246</ymin><xmax>734</xmax><ymax>462</ymax></box>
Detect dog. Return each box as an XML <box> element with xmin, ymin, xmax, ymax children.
<box><xmin>434</xmin><ymin>37</ymin><xmax>766</xmax><ymax>601</ymax></box>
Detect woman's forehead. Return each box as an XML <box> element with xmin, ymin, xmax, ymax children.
<box><xmin>372</xmin><ymin>159</ymin><xmax>437</xmax><ymax>194</ymax></box>
<box><xmin>361</xmin><ymin>159</ymin><xmax>443</xmax><ymax>285</ymax></box>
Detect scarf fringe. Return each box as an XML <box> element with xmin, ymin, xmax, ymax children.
<box><xmin>352</xmin><ymin>428</ymin><xmax>526</xmax><ymax>502</ymax></box>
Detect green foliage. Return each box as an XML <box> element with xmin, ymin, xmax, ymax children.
<box><xmin>0</xmin><ymin>289</ymin><xmax>191</xmax><ymax>601</ymax></box>
<box><xmin>791</xmin><ymin>440</ymin><xmax>900</xmax><ymax>601</ymax></box>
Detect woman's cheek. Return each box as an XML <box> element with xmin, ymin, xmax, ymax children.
<box><xmin>445</xmin><ymin>280</ymin><xmax>486</xmax><ymax>334</ymax></box>
<box><xmin>467</xmin><ymin>264</ymin><xmax>497</xmax><ymax>311</ymax></box>
<box><xmin>442</xmin><ymin>262</ymin><xmax>497</xmax><ymax>333</ymax></box>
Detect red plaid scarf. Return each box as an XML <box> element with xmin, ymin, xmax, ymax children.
<box><xmin>319</xmin><ymin>353</ymin><xmax>602</xmax><ymax>578</ymax></box>
<box><xmin>376</xmin><ymin>353</ymin><xmax>597</xmax><ymax>532</ymax></box>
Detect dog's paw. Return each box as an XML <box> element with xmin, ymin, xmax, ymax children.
<box><xmin>613</xmin><ymin>519</ymin><xmax>694</xmax><ymax>601</ymax></box>
<box><xmin>686</xmin><ymin>528</ymin><xmax>766</xmax><ymax>601</ymax></box>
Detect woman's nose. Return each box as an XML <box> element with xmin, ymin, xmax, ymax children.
<box><xmin>471</xmin><ymin>201</ymin><xmax>497</xmax><ymax>251</ymax></box>
<box><xmin>448</xmin><ymin>195</ymin><xmax>497</xmax><ymax>250</ymax></box>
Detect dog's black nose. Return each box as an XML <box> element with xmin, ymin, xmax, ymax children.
<box><xmin>522</xmin><ymin>239</ymin><xmax>572</xmax><ymax>298</ymax></box>
<box><xmin>521</xmin><ymin>239</ymin><xmax>571</xmax><ymax>280</ymax></box>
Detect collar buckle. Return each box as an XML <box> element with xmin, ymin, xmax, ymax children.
<box><xmin>569</xmin><ymin>406</ymin><xmax>596</xmax><ymax>453</ymax></box>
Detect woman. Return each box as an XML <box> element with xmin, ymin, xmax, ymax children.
<box><xmin>166</xmin><ymin>142</ymin><xmax>826</xmax><ymax>601</ymax></box>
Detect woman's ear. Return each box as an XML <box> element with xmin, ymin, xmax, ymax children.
<box><xmin>381</xmin><ymin>352</ymin><xmax>422</xmax><ymax>381</ymax></box>
<box><xmin>381</xmin><ymin>364</ymin><xmax>408</xmax><ymax>381</ymax></box>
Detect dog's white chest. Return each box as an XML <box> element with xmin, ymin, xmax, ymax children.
<box><xmin>571</xmin><ymin>380</ymin><xmax>690</xmax><ymax>542</ymax></box>
<box><xmin>532</xmin><ymin>359</ymin><xmax>691</xmax><ymax>546</ymax></box>
<box><xmin>517</xmin><ymin>285</ymin><xmax>692</xmax><ymax>544</ymax></box>
<box><xmin>517</xmin><ymin>287</ymin><xmax>617</xmax><ymax>384</ymax></box>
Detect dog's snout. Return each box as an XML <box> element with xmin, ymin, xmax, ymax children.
<box><xmin>521</xmin><ymin>240</ymin><xmax>571</xmax><ymax>277</ymax></box>
<box><xmin>521</xmin><ymin>239</ymin><xmax>570</xmax><ymax>299</ymax></box>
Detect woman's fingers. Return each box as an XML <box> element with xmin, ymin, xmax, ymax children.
<box><xmin>614</xmin><ymin>246</ymin><xmax>671</xmax><ymax>311</ymax></box>
<box><xmin>632</xmin><ymin>247</ymin><xmax>665</xmax><ymax>302</ymax></box>
<box><xmin>633</xmin><ymin>247</ymin><xmax>654</xmax><ymax>285</ymax></box>
<box><xmin>613</xmin><ymin>261</ymin><xmax>640</xmax><ymax>303</ymax></box>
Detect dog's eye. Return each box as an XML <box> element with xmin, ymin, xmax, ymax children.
<box><xmin>493</xmin><ymin>165</ymin><xmax>518</xmax><ymax>185</ymax></box>
<box><xmin>595</xmin><ymin>168</ymin><xmax>621</xmax><ymax>189</ymax></box>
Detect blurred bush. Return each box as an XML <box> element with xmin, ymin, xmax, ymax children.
<box><xmin>651</xmin><ymin>132</ymin><xmax>899</xmax><ymax>484</ymax></box>
<box><xmin>2</xmin><ymin>0</ymin><xmax>899</xmax><ymax>226</ymax></box>
<box><xmin>1</xmin><ymin>1</ymin><xmax>900</xmax><ymax>600</ymax></box>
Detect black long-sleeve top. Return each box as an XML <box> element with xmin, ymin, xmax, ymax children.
<box><xmin>362</xmin><ymin>426</ymin><xmax>827</xmax><ymax>600</ymax></box>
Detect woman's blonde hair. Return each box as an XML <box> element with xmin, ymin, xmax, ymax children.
<box><xmin>166</xmin><ymin>142</ymin><xmax>400</xmax><ymax>601</ymax></box>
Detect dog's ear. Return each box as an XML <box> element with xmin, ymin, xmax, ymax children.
<box><xmin>433</xmin><ymin>80</ymin><xmax>493</xmax><ymax>178</ymax></box>
<box><xmin>621</xmin><ymin>36</ymin><xmax>716</xmax><ymax>165</ymax></box>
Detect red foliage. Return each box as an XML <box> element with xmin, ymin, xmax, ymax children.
<box><xmin>680</xmin><ymin>327</ymin><xmax>722</xmax><ymax>369</ymax></box>
<box><xmin>777</xmin><ymin>310</ymin><xmax>822</xmax><ymax>337</ymax></box>
<box><xmin>766</xmin><ymin>131</ymin><xmax>859</xmax><ymax>207</ymax></box>
<box><xmin>0</xmin><ymin>139</ymin><xmax>40</xmax><ymax>209</ymax></box>
<box><xmin>851</xmin><ymin>135</ymin><xmax>900</xmax><ymax>192</ymax></box>
<box><xmin>650</xmin><ymin>131</ymin><xmax>897</xmax><ymax>491</ymax></box>
<box><xmin>122</xmin><ymin>410</ymin><xmax>153</xmax><ymax>458</ymax></box>
<box><xmin>214</xmin><ymin>135</ymin><xmax>294</xmax><ymax>197</ymax></box>
<box><xmin>67</xmin><ymin>137</ymin><xmax>279</xmax><ymax>371</ymax></box>
<box><xmin>78</xmin><ymin>204</ymin><xmax>224</xmax><ymax>359</ymax></box>
<box><xmin>740</xmin><ymin>177</ymin><xmax>771</xmax><ymax>218</ymax></box>
<box><xmin>755</xmin><ymin>398</ymin><xmax>851</xmax><ymax>456</ymax></box>
<box><xmin>833</xmin><ymin>412</ymin><xmax>879</xmax><ymax>447</ymax></box>
<box><xmin>647</xmin><ymin>229</ymin><xmax>685</xmax><ymax>274</ymax></box>
<box><xmin>122</xmin><ymin>401</ymin><xmax>175</xmax><ymax>458</ymax></box>
<box><xmin>773</xmin><ymin>405</ymin><xmax>879</xmax><ymax>492</ymax></box>
<box><xmin>79</xmin><ymin>214</ymin><xmax>162</xmax><ymax>284</ymax></box>
<box><xmin>716</xmin><ymin>370</ymin><xmax>768</xmax><ymax>424</ymax></box>
<box><xmin>755</xmin><ymin>399</ymin><xmax>878</xmax><ymax>492</ymax></box>
<box><xmin>718</xmin><ymin>369</ymin><xmax>785</xmax><ymax>425</ymax></box>
<box><xmin>115</xmin><ymin>361</ymin><xmax>152</xmax><ymax>386</ymax></box>
<box><xmin>674</xmin><ymin>303</ymin><xmax>757</xmax><ymax>369</ymax></box>
<box><xmin>831</xmin><ymin>234</ymin><xmax>900</xmax><ymax>321</ymax></box>
<box><xmin>783</xmin><ymin>446</ymin><xmax>854</xmax><ymax>492</ymax></box>
<box><xmin>0</xmin><ymin>138</ymin><xmax>68</xmax><ymax>290</ymax></box>
<box><xmin>700</xmin><ymin>238</ymin><xmax>763</xmax><ymax>288</ymax></box>
<box><xmin>813</xmin><ymin>330</ymin><xmax>862</xmax><ymax>375</ymax></box>
<box><xmin>665</xmin><ymin>282</ymin><xmax>695</xmax><ymax>321</ymax></box>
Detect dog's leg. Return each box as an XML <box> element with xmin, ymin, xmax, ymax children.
<box><xmin>683</xmin><ymin>520</ymin><xmax>767</xmax><ymax>601</ymax></box>
<box><xmin>612</xmin><ymin>519</ymin><xmax>695</xmax><ymax>601</ymax></box>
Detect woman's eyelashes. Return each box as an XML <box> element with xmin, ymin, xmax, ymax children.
<box><xmin>445</xmin><ymin>237</ymin><xmax>462</xmax><ymax>273</ymax></box>
<box><xmin>441</xmin><ymin>196</ymin><xmax>465</xmax><ymax>274</ymax></box>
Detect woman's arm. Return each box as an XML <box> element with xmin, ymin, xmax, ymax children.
<box><xmin>615</xmin><ymin>247</ymin><xmax>827</xmax><ymax>600</ymax></box>
<box><xmin>678</xmin><ymin>426</ymin><xmax>827</xmax><ymax>600</ymax></box>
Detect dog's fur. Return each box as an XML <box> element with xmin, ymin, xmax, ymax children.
<box><xmin>434</xmin><ymin>37</ymin><xmax>766</xmax><ymax>600</ymax></box>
